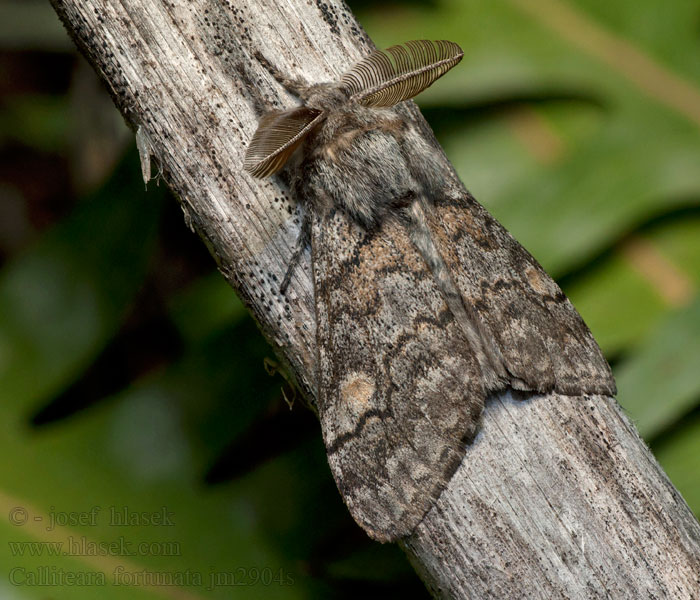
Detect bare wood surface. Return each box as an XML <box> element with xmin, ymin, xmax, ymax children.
<box><xmin>50</xmin><ymin>0</ymin><xmax>700</xmax><ymax>597</ymax></box>
<box><xmin>404</xmin><ymin>392</ymin><xmax>700</xmax><ymax>598</ymax></box>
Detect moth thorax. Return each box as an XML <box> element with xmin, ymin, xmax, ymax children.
<box><xmin>305</xmin><ymin>83</ymin><xmax>350</xmax><ymax>112</ymax></box>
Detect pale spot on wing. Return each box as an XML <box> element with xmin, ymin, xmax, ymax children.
<box><xmin>329</xmin><ymin>372</ymin><xmax>382</xmax><ymax>439</ymax></box>
<box><xmin>341</xmin><ymin>372</ymin><xmax>376</xmax><ymax>413</ymax></box>
<box><xmin>525</xmin><ymin>265</ymin><xmax>556</xmax><ymax>296</ymax></box>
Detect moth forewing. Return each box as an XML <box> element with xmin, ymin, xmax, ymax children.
<box><xmin>312</xmin><ymin>210</ymin><xmax>485</xmax><ymax>542</ymax></box>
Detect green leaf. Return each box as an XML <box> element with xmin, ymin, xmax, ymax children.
<box><xmin>168</xmin><ymin>273</ymin><xmax>247</xmax><ymax>344</ymax></box>
<box><xmin>0</xmin><ymin>0</ymin><xmax>73</xmax><ymax>51</ymax></box>
<box><xmin>565</xmin><ymin>214</ymin><xmax>700</xmax><ymax>355</ymax></box>
<box><xmin>0</xmin><ymin>152</ymin><xmax>163</xmax><ymax>414</ymax></box>
<box><xmin>653</xmin><ymin>412</ymin><xmax>700</xmax><ymax>517</ymax></box>
<box><xmin>616</xmin><ymin>298</ymin><xmax>700</xmax><ymax>439</ymax></box>
<box><xmin>0</xmin><ymin>315</ymin><xmax>331</xmax><ymax>598</ymax></box>
<box><xmin>0</xmin><ymin>95</ymin><xmax>70</xmax><ymax>152</ymax></box>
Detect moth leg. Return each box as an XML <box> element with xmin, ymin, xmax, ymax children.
<box><xmin>280</xmin><ymin>207</ymin><xmax>312</xmax><ymax>294</ymax></box>
<box><xmin>254</xmin><ymin>51</ymin><xmax>310</xmax><ymax>98</ymax></box>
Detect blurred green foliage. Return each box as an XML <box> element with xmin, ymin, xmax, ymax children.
<box><xmin>0</xmin><ymin>0</ymin><xmax>698</xmax><ymax>597</ymax></box>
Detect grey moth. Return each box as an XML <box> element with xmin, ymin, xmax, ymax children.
<box><xmin>244</xmin><ymin>40</ymin><xmax>615</xmax><ymax>542</ymax></box>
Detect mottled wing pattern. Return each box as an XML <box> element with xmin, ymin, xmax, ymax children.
<box><xmin>423</xmin><ymin>193</ymin><xmax>616</xmax><ymax>396</ymax></box>
<box><xmin>312</xmin><ymin>209</ymin><xmax>484</xmax><ymax>542</ymax></box>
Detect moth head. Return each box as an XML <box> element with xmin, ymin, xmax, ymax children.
<box><xmin>244</xmin><ymin>40</ymin><xmax>463</xmax><ymax>178</ymax></box>
<box><xmin>304</xmin><ymin>82</ymin><xmax>350</xmax><ymax>112</ymax></box>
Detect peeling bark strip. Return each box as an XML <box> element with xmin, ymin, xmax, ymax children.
<box><xmin>49</xmin><ymin>0</ymin><xmax>700</xmax><ymax>597</ymax></box>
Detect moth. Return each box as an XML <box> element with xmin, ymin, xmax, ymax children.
<box><xmin>244</xmin><ymin>41</ymin><xmax>616</xmax><ymax>542</ymax></box>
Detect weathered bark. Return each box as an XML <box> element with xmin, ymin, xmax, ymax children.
<box><xmin>404</xmin><ymin>392</ymin><xmax>700</xmax><ymax>598</ymax></box>
<box><xmin>49</xmin><ymin>0</ymin><xmax>700</xmax><ymax>597</ymax></box>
